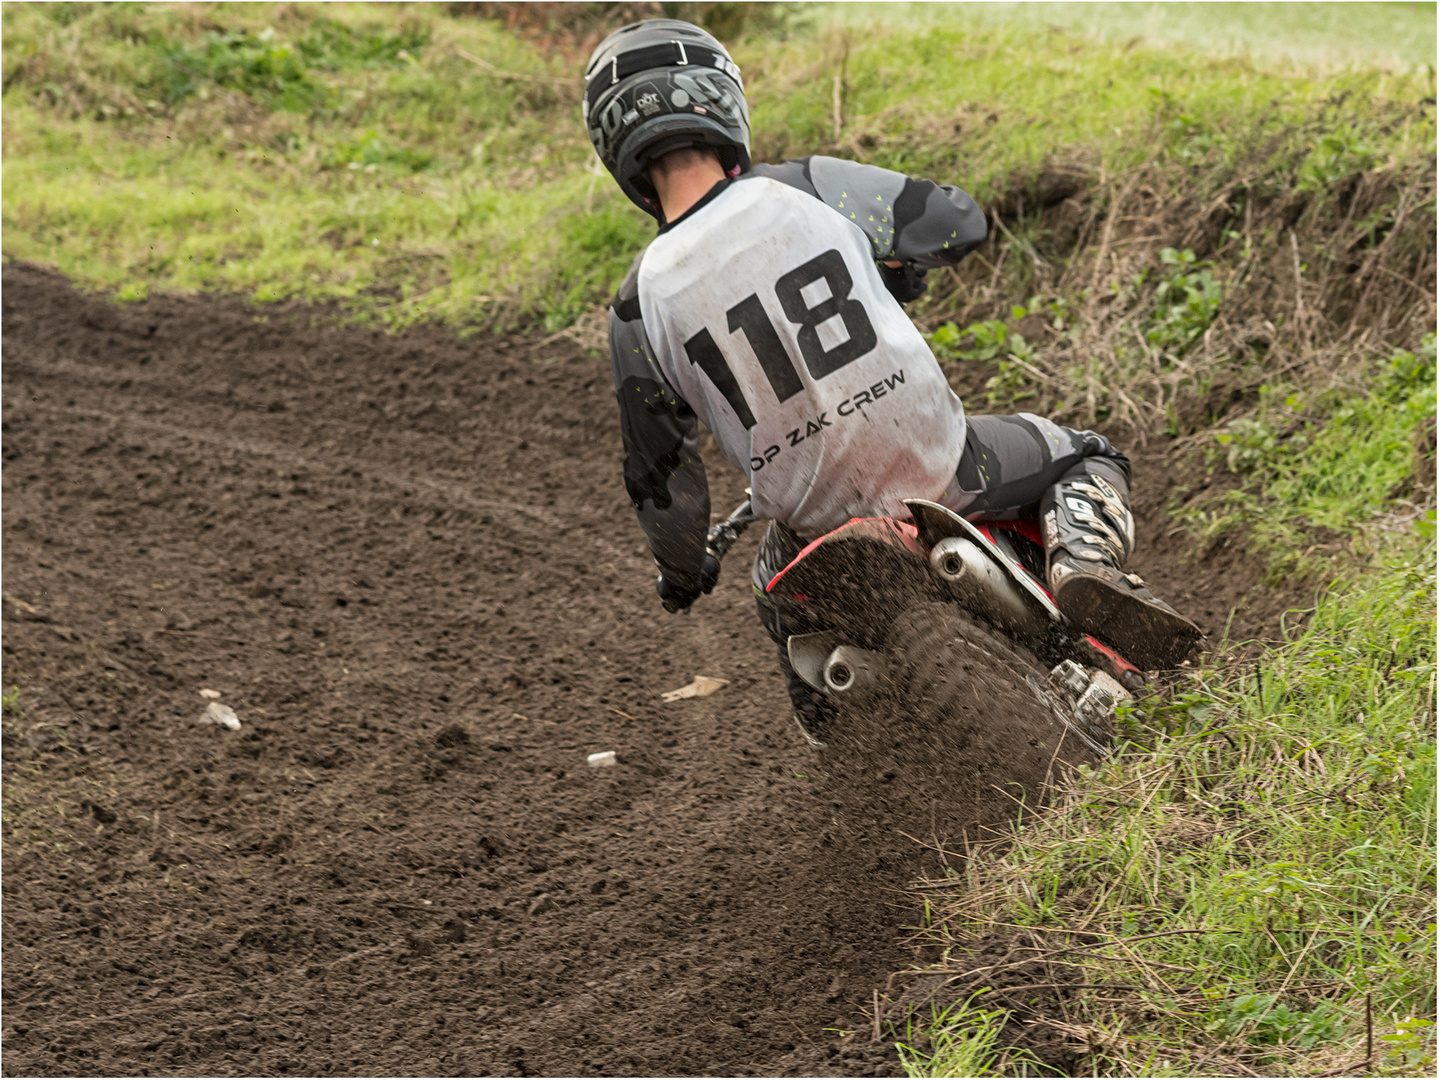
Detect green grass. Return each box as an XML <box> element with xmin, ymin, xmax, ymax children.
<box><xmin>1</xmin><ymin>2</ymin><xmax>649</xmax><ymax>329</ymax></box>
<box><xmin>745</xmin><ymin>18</ymin><xmax>1432</xmax><ymax>189</ymax></box>
<box><xmin>2</xmin><ymin>2</ymin><xmax>1433</xmax><ymax>332</ymax></box>
<box><xmin>828</xmin><ymin>3</ymin><xmax>1437</xmax><ymax>72</ymax></box>
<box><xmin>1181</xmin><ymin>334</ymin><xmax>1437</xmax><ymax>580</ymax></box>
<box><xmin>910</xmin><ymin>553</ymin><xmax>1436</xmax><ymax>1076</ymax></box>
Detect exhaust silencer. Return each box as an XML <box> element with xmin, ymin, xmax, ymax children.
<box><xmin>787</xmin><ymin>635</ymin><xmax>887</xmax><ymax>696</ymax></box>
<box><xmin>928</xmin><ymin>536</ymin><xmax>1048</xmax><ymax>636</ymax></box>
<box><xmin>822</xmin><ymin>645</ymin><xmax>885</xmax><ymax>696</ymax></box>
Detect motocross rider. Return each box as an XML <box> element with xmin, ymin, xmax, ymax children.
<box><xmin>587</xmin><ymin>19</ymin><xmax>1202</xmax><ymax>741</ymax></box>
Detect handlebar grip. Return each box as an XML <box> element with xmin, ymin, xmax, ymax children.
<box><xmin>707</xmin><ymin>527</ymin><xmax>739</xmax><ymax>562</ymax></box>
<box><xmin>706</xmin><ymin>499</ymin><xmax>757</xmax><ymax>563</ymax></box>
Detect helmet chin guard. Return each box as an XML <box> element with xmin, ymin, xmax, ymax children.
<box><xmin>583</xmin><ymin>19</ymin><xmax>750</xmax><ymax>218</ymax></box>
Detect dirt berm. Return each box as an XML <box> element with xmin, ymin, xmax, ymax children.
<box><xmin>2</xmin><ymin>264</ymin><xmax>1298</xmax><ymax>1077</ymax></box>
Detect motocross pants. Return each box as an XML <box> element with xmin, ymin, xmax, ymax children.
<box><xmin>752</xmin><ymin>413</ymin><xmax>1132</xmax><ymax>715</ymax></box>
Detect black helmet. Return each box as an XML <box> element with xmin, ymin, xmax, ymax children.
<box><xmin>583</xmin><ymin>19</ymin><xmax>750</xmax><ymax>218</ymax></box>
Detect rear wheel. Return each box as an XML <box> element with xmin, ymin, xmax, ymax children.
<box><xmin>819</xmin><ymin>603</ymin><xmax>1104</xmax><ymax>847</ymax></box>
<box><xmin>834</xmin><ymin>609</ymin><xmax>1099</xmax><ymax>811</ymax></box>
<box><xmin>888</xmin><ymin>601</ymin><xmax>1107</xmax><ymax>757</ymax></box>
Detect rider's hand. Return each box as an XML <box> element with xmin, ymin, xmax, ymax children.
<box><xmin>656</xmin><ymin>554</ymin><xmax>721</xmax><ymax>613</ymax></box>
<box><xmin>879</xmin><ymin>260</ymin><xmax>929</xmax><ymax>304</ymax></box>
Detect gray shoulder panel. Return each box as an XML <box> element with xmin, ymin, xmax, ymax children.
<box><xmin>742</xmin><ymin>157</ymin><xmax>985</xmax><ymax>268</ymax></box>
<box><xmin>807</xmin><ymin>156</ymin><xmax>907</xmax><ymax>260</ymax></box>
<box><xmin>745</xmin><ymin>159</ymin><xmax>816</xmax><ymax>198</ymax></box>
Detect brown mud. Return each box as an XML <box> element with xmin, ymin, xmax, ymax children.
<box><xmin>2</xmin><ymin>263</ymin><xmax>1300</xmax><ymax>1077</ymax></box>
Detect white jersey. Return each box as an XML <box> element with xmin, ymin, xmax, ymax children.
<box><xmin>609</xmin><ymin>156</ymin><xmax>987</xmax><ymax>589</ymax></box>
<box><xmin>638</xmin><ymin>176</ymin><xmax>966</xmax><ymax>536</ymax></box>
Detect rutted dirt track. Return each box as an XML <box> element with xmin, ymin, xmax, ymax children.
<box><xmin>2</xmin><ymin>264</ymin><xmax>1294</xmax><ymax>1077</ymax></box>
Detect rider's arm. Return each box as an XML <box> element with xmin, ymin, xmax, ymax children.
<box><xmin>608</xmin><ymin>254</ymin><xmax>712</xmax><ymax>592</ymax></box>
<box><xmin>749</xmin><ymin>156</ymin><xmax>987</xmax><ymax>268</ymax></box>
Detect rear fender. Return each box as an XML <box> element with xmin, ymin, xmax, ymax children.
<box><xmin>766</xmin><ymin>517</ymin><xmax>933</xmax><ymax>648</ymax></box>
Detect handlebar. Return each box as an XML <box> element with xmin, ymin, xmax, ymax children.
<box><xmin>705</xmin><ymin>498</ymin><xmax>757</xmax><ymax>563</ymax></box>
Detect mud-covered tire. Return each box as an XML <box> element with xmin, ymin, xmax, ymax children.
<box><xmin>816</xmin><ymin>603</ymin><xmax>1103</xmax><ymax>852</ymax></box>
<box><xmin>885</xmin><ymin>602</ymin><xmax>1055</xmax><ymax>721</ymax></box>
<box><xmin>882</xmin><ymin>603</ymin><xmax>1104</xmax><ymax>798</ymax></box>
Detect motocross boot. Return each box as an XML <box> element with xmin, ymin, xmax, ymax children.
<box><xmin>1041</xmin><ymin>474</ymin><xmax>1202</xmax><ymax>670</ymax></box>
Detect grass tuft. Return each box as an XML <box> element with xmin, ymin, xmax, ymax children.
<box><xmin>896</xmin><ymin>994</ymin><xmax>1047</xmax><ymax>1077</ymax></box>
<box><xmin>1177</xmin><ymin>332</ymin><xmax>1436</xmax><ymax>579</ymax></box>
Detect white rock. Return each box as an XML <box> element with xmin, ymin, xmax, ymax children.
<box><xmin>199</xmin><ymin>688</ymin><xmax>222</xmax><ymax>699</ymax></box>
<box><xmin>201</xmin><ymin>702</ymin><xmax>241</xmax><ymax>730</ymax></box>
<box><xmin>586</xmin><ymin>751</ymin><xmax>617</xmax><ymax>768</ymax></box>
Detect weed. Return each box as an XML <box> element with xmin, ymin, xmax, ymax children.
<box><xmin>1207</xmin><ymin>992</ymin><xmax>1345</xmax><ymax>1052</ymax></box>
<box><xmin>928</xmin><ymin>317</ymin><xmax>1043</xmax><ymax>407</ymax></box>
<box><xmin>1298</xmin><ymin>130</ymin><xmax>1377</xmax><ymax>194</ymax></box>
<box><xmin>322</xmin><ymin>129</ymin><xmax>433</xmax><ymax>172</ymax></box>
<box><xmin>1216</xmin><ymin>415</ymin><xmax>1282</xmax><ymax>474</ymax></box>
<box><xmin>157</xmin><ymin>27</ymin><xmax>328</xmax><ymax>111</ymax></box>
<box><xmin>294</xmin><ymin>14</ymin><xmax>429</xmax><ymax>72</ymax></box>
<box><xmin>897</xmin><ymin>994</ymin><xmax>1044</xmax><ymax>1078</ymax></box>
<box><xmin>1183</xmin><ymin>333</ymin><xmax>1437</xmax><ymax>576</ymax></box>
<box><xmin>1145</xmin><ymin>248</ymin><xmax>1221</xmax><ymax>357</ymax></box>
<box><xmin>1379</xmin><ymin>1015</ymin><xmax>1437</xmax><ymax>1073</ymax></box>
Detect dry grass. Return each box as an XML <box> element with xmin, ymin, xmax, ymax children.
<box><xmin>922</xmin><ymin>144</ymin><xmax>1436</xmax><ymax>442</ymax></box>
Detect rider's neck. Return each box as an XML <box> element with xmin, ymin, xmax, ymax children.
<box><xmin>648</xmin><ymin>148</ymin><xmax>727</xmax><ymax>225</ymax></box>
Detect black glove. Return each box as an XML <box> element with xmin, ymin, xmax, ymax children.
<box><xmin>656</xmin><ymin>554</ymin><xmax>721</xmax><ymax>614</ymax></box>
<box><xmin>879</xmin><ymin>261</ymin><xmax>929</xmax><ymax>305</ymax></box>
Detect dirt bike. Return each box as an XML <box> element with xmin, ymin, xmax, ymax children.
<box><xmin>706</xmin><ymin>496</ymin><xmax>1148</xmax><ymax>759</ymax></box>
